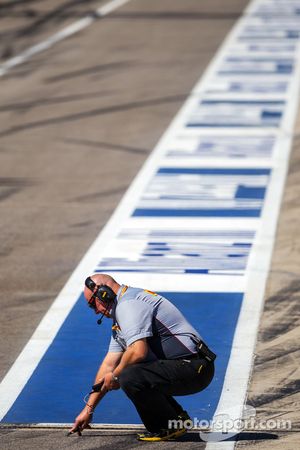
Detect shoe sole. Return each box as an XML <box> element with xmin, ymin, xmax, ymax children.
<box><xmin>137</xmin><ymin>428</ymin><xmax>187</xmax><ymax>441</ymax></box>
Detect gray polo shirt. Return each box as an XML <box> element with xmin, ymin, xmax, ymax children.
<box><xmin>108</xmin><ymin>285</ymin><xmax>203</xmax><ymax>360</ymax></box>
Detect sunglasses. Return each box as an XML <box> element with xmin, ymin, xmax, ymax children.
<box><xmin>85</xmin><ymin>277</ymin><xmax>101</xmax><ymax>310</ymax></box>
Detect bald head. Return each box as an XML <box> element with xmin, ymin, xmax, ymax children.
<box><xmin>84</xmin><ymin>273</ymin><xmax>120</xmax><ymax>302</ymax></box>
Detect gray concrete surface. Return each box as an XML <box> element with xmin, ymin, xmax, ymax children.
<box><xmin>1</xmin><ymin>0</ymin><xmax>299</xmax><ymax>449</ymax></box>
<box><xmin>0</xmin><ymin>0</ymin><xmax>108</xmax><ymax>59</ymax></box>
<box><xmin>0</xmin><ymin>427</ymin><xmax>214</xmax><ymax>449</ymax></box>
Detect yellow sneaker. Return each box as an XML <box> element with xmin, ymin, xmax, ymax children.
<box><xmin>137</xmin><ymin>428</ymin><xmax>187</xmax><ymax>441</ymax></box>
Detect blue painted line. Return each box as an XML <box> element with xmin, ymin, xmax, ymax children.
<box><xmin>277</xmin><ymin>64</ymin><xmax>294</xmax><ymax>73</ymax></box>
<box><xmin>235</xmin><ymin>186</ymin><xmax>266</xmax><ymax>199</ymax></box>
<box><xmin>185</xmin><ymin>269</ymin><xmax>209</xmax><ymax>274</ymax></box>
<box><xmin>261</xmin><ymin>111</ymin><xmax>282</xmax><ymax>119</ymax></box>
<box><xmin>218</xmin><ymin>70</ymin><xmax>292</xmax><ymax>77</ymax></box>
<box><xmin>225</xmin><ymin>58</ymin><xmax>293</xmax><ymax>62</ymax></box>
<box><xmin>186</xmin><ymin>123</ymin><xmax>280</xmax><ymax>128</ymax></box>
<box><xmin>224</xmin><ymin>83</ymin><xmax>288</xmax><ymax>93</ymax></box>
<box><xmin>238</xmin><ymin>36</ymin><xmax>300</xmax><ymax>40</ymax></box>
<box><xmin>218</xmin><ymin>70</ymin><xmax>292</xmax><ymax>74</ymax></box>
<box><xmin>233</xmin><ymin>243</ymin><xmax>251</xmax><ymax>247</ymax></box>
<box><xmin>1</xmin><ymin>292</ymin><xmax>243</xmax><ymax>424</ymax></box>
<box><xmin>133</xmin><ymin>209</ymin><xmax>262</xmax><ymax>217</ymax></box>
<box><xmin>157</xmin><ymin>168</ymin><xmax>271</xmax><ymax>175</ymax></box>
<box><xmin>200</xmin><ymin>100</ymin><xmax>285</xmax><ymax>105</ymax></box>
<box><xmin>287</xmin><ymin>31</ymin><xmax>300</xmax><ymax>38</ymax></box>
<box><xmin>247</xmin><ymin>45</ymin><xmax>296</xmax><ymax>52</ymax></box>
<box><xmin>98</xmin><ymin>269</ymin><xmax>186</xmax><ymax>273</ymax></box>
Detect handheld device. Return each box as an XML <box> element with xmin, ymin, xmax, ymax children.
<box><xmin>90</xmin><ymin>380</ymin><xmax>104</xmax><ymax>394</ymax></box>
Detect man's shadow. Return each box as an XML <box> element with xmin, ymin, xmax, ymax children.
<box><xmin>180</xmin><ymin>431</ymin><xmax>278</xmax><ymax>442</ymax></box>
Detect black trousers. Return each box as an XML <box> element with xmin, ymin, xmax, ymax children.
<box><xmin>119</xmin><ymin>357</ymin><xmax>214</xmax><ymax>432</ymax></box>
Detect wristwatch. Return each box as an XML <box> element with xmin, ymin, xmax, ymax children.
<box><xmin>112</xmin><ymin>374</ymin><xmax>119</xmax><ymax>383</ymax></box>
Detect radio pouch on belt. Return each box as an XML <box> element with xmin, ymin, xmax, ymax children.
<box><xmin>196</xmin><ymin>340</ymin><xmax>216</xmax><ymax>363</ymax></box>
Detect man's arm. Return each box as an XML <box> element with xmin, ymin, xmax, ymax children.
<box><xmin>101</xmin><ymin>339</ymin><xmax>148</xmax><ymax>390</ymax></box>
<box><xmin>69</xmin><ymin>351</ymin><xmax>123</xmax><ymax>434</ymax></box>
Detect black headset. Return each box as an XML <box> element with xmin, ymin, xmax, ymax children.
<box><xmin>85</xmin><ymin>277</ymin><xmax>116</xmax><ymax>304</ymax></box>
<box><xmin>85</xmin><ymin>277</ymin><xmax>116</xmax><ymax>324</ymax></box>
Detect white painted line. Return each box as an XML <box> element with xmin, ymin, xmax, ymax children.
<box><xmin>0</xmin><ymin>0</ymin><xmax>131</xmax><ymax>77</ymax></box>
<box><xmin>0</xmin><ymin>422</ymin><xmax>145</xmax><ymax>430</ymax></box>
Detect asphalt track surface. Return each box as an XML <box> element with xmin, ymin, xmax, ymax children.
<box><xmin>0</xmin><ymin>0</ymin><xmax>299</xmax><ymax>449</ymax></box>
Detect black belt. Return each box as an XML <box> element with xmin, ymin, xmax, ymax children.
<box><xmin>197</xmin><ymin>340</ymin><xmax>216</xmax><ymax>362</ymax></box>
<box><xmin>180</xmin><ymin>353</ymin><xmax>200</xmax><ymax>360</ymax></box>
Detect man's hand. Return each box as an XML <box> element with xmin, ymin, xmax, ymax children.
<box><xmin>69</xmin><ymin>352</ymin><xmax>123</xmax><ymax>436</ymax></box>
<box><xmin>68</xmin><ymin>407</ymin><xmax>93</xmax><ymax>436</ymax></box>
<box><xmin>100</xmin><ymin>372</ymin><xmax>120</xmax><ymax>391</ymax></box>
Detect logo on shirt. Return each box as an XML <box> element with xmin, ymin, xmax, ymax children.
<box><xmin>144</xmin><ymin>289</ymin><xmax>158</xmax><ymax>296</ymax></box>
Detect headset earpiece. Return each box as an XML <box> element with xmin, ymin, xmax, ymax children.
<box><xmin>85</xmin><ymin>277</ymin><xmax>116</xmax><ymax>304</ymax></box>
<box><xmin>96</xmin><ymin>285</ymin><xmax>116</xmax><ymax>303</ymax></box>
